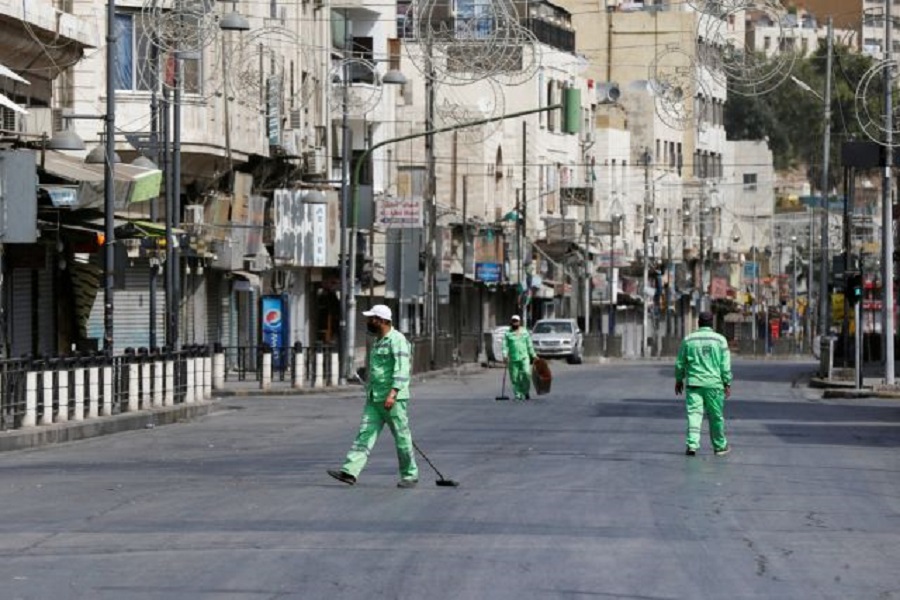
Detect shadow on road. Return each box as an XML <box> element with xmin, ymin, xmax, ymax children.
<box><xmin>598</xmin><ymin>397</ymin><xmax>900</xmax><ymax>448</ymax></box>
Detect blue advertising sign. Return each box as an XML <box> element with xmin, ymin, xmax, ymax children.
<box><xmin>261</xmin><ymin>295</ymin><xmax>289</xmax><ymax>368</ymax></box>
<box><xmin>743</xmin><ymin>262</ymin><xmax>759</xmax><ymax>279</ymax></box>
<box><xmin>476</xmin><ymin>262</ymin><xmax>502</xmax><ymax>283</ymax></box>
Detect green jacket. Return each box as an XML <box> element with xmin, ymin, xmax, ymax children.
<box><xmin>503</xmin><ymin>328</ymin><xmax>536</xmax><ymax>362</ymax></box>
<box><xmin>675</xmin><ymin>326</ymin><xmax>733</xmax><ymax>389</ymax></box>
<box><xmin>368</xmin><ymin>328</ymin><xmax>411</xmax><ymax>402</ymax></box>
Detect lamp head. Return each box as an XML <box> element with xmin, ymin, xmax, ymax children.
<box><xmin>47</xmin><ymin>129</ymin><xmax>86</xmax><ymax>151</ymax></box>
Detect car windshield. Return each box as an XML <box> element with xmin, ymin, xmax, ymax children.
<box><xmin>533</xmin><ymin>322</ymin><xmax>573</xmax><ymax>334</ymax></box>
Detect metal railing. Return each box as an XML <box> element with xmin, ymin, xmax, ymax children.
<box><xmin>0</xmin><ymin>347</ymin><xmax>213</xmax><ymax>433</ymax></box>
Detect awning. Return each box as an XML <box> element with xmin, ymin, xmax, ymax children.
<box><xmin>41</xmin><ymin>151</ymin><xmax>163</xmax><ymax>209</ymax></box>
<box><xmin>0</xmin><ymin>91</ymin><xmax>26</xmax><ymax>115</ymax></box>
<box><xmin>232</xmin><ymin>271</ymin><xmax>262</xmax><ymax>290</ymax></box>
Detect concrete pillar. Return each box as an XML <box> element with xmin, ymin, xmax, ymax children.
<box><xmin>203</xmin><ymin>355</ymin><xmax>212</xmax><ymax>399</ymax></box>
<box><xmin>261</xmin><ymin>350</ymin><xmax>272</xmax><ymax>391</ymax></box>
<box><xmin>128</xmin><ymin>362</ymin><xmax>139</xmax><ymax>412</ymax></box>
<box><xmin>330</xmin><ymin>351</ymin><xmax>339</xmax><ymax>387</ymax></box>
<box><xmin>57</xmin><ymin>369</ymin><xmax>69</xmax><ymax>423</ymax></box>
<box><xmin>88</xmin><ymin>366</ymin><xmax>99</xmax><ymax>419</ymax></box>
<box><xmin>185</xmin><ymin>357</ymin><xmax>195</xmax><ymax>404</ymax></box>
<box><xmin>102</xmin><ymin>366</ymin><xmax>112</xmax><ymax>416</ymax></box>
<box><xmin>164</xmin><ymin>359</ymin><xmax>174</xmax><ymax>406</ymax></box>
<box><xmin>212</xmin><ymin>352</ymin><xmax>225</xmax><ymax>389</ymax></box>
<box><xmin>40</xmin><ymin>370</ymin><xmax>53</xmax><ymax>425</ymax></box>
<box><xmin>153</xmin><ymin>359</ymin><xmax>164</xmax><ymax>407</ymax></box>
<box><xmin>292</xmin><ymin>348</ymin><xmax>306</xmax><ymax>389</ymax></box>
<box><xmin>194</xmin><ymin>354</ymin><xmax>205</xmax><ymax>401</ymax></box>
<box><xmin>73</xmin><ymin>367</ymin><xmax>85</xmax><ymax>422</ymax></box>
<box><xmin>314</xmin><ymin>349</ymin><xmax>325</xmax><ymax>389</ymax></box>
<box><xmin>23</xmin><ymin>371</ymin><xmax>37</xmax><ymax>427</ymax></box>
<box><xmin>140</xmin><ymin>358</ymin><xmax>151</xmax><ymax>409</ymax></box>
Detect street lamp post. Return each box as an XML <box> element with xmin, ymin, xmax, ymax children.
<box><xmin>792</xmin><ymin>235</ymin><xmax>798</xmax><ymax>352</ymax></box>
<box><xmin>608</xmin><ymin>195</ymin><xmax>623</xmax><ymax>354</ymax></box>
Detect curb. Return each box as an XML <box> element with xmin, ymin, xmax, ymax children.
<box><xmin>212</xmin><ymin>362</ymin><xmax>487</xmax><ymax>398</ymax></box>
<box><xmin>0</xmin><ymin>402</ymin><xmax>215</xmax><ymax>453</ymax></box>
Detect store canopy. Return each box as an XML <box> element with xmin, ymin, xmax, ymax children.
<box><xmin>41</xmin><ymin>151</ymin><xmax>162</xmax><ymax>209</ymax></box>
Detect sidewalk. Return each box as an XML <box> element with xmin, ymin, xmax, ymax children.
<box><xmin>809</xmin><ymin>361</ymin><xmax>900</xmax><ymax>399</ymax></box>
<box><xmin>210</xmin><ymin>361</ymin><xmax>487</xmax><ymax>397</ymax></box>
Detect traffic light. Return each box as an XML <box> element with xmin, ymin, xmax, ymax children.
<box><xmin>846</xmin><ymin>272</ymin><xmax>863</xmax><ymax>304</ymax></box>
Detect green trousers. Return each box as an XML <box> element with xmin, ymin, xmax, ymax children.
<box><xmin>685</xmin><ymin>386</ymin><xmax>728</xmax><ymax>452</ymax></box>
<box><xmin>341</xmin><ymin>400</ymin><xmax>418</xmax><ymax>480</ymax></box>
<box><xmin>508</xmin><ymin>359</ymin><xmax>531</xmax><ymax>400</ymax></box>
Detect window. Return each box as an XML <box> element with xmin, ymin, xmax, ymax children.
<box><xmin>115</xmin><ymin>12</ymin><xmax>201</xmax><ymax>93</ymax></box>
<box><xmin>743</xmin><ymin>173</ymin><xmax>758</xmax><ymax>191</ymax></box>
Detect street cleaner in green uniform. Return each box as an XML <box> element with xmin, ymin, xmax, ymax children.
<box><xmin>328</xmin><ymin>304</ymin><xmax>419</xmax><ymax>488</ymax></box>
<box><xmin>674</xmin><ymin>311</ymin><xmax>733</xmax><ymax>456</ymax></box>
<box><xmin>503</xmin><ymin>315</ymin><xmax>537</xmax><ymax>401</ymax></box>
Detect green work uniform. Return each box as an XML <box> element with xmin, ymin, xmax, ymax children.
<box><xmin>504</xmin><ymin>328</ymin><xmax>536</xmax><ymax>400</ymax></box>
<box><xmin>341</xmin><ymin>328</ymin><xmax>418</xmax><ymax>481</ymax></box>
<box><xmin>675</xmin><ymin>326</ymin><xmax>733</xmax><ymax>452</ymax></box>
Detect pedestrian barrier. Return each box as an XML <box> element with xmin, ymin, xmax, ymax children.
<box><xmin>0</xmin><ymin>347</ymin><xmax>215</xmax><ymax>433</ymax></box>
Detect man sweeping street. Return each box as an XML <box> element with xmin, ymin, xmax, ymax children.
<box><xmin>327</xmin><ymin>304</ymin><xmax>419</xmax><ymax>488</ymax></box>
<box><xmin>503</xmin><ymin>315</ymin><xmax>537</xmax><ymax>401</ymax></box>
<box><xmin>674</xmin><ymin>311</ymin><xmax>733</xmax><ymax>457</ymax></box>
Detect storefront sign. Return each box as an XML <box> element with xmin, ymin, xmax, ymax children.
<box><xmin>377</xmin><ymin>197</ymin><xmax>424</xmax><ymax>228</ymax></box>
<box><xmin>476</xmin><ymin>262</ymin><xmax>501</xmax><ymax>283</ymax></box>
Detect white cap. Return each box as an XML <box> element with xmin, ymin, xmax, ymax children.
<box><xmin>510</xmin><ymin>315</ymin><xmax>521</xmax><ymax>322</ymax></box>
<box><xmin>362</xmin><ymin>304</ymin><xmax>392</xmax><ymax>321</ymax></box>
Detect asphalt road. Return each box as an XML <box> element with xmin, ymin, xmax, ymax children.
<box><xmin>0</xmin><ymin>359</ymin><xmax>898</xmax><ymax>600</ymax></box>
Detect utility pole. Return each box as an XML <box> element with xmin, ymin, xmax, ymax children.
<box><xmin>818</xmin><ymin>17</ymin><xmax>833</xmax><ymax>351</ymax></box>
<box><xmin>641</xmin><ymin>149</ymin><xmax>651</xmax><ymax>357</ymax></box>
<box><xmin>338</xmin><ymin>19</ymin><xmax>351</xmax><ymax>383</ymax></box>
<box><xmin>521</xmin><ymin>121</ymin><xmax>528</xmax><ymax>327</ymax></box>
<box><xmin>882</xmin><ymin>4</ymin><xmax>895</xmax><ymax>384</ymax></box>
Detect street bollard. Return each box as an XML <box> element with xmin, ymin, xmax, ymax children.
<box><xmin>88</xmin><ymin>365</ymin><xmax>99</xmax><ymax>419</ymax></box>
<box><xmin>185</xmin><ymin>351</ymin><xmax>196</xmax><ymax>404</ymax></box>
<box><xmin>41</xmin><ymin>367</ymin><xmax>53</xmax><ymax>425</ymax></box>
<box><xmin>261</xmin><ymin>346</ymin><xmax>272</xmax><ymax>391</ymax></box>
<box><xmin>73</xmin><ymin>365</ymin><xmax>84</xmax><ymax>422</ymax></box>
<box><xmin>330</xmin><ymin>351</ymin><xmax>339</xmax><ymax>387</ymax></box>
<box><xmin>126</xmin><ymin>349</ymin><xmax>138</xmax><ymax>412</ymax></box>
<box><xmin>292</xmin><ymin>343</ymin><xmax>305</xmax><ymax>389</ymax></box>
<box><xmin>152</xmin><ymin>351</ymin><xmax>164</xmax><ymax>407</ymax></box>
<box><xmin>139</xmin><ymin>348</ymin><xmax>151</xmax><ymax>409</ymax></box>
<box><xmin>164</xmin><ymin>353</ymin><xmax>174</xmax><ymax>406</ymax></box>
<box><xmin>102</xmin><ymin>365</ymin><xmax>112</xmax><ymax>416</ymax></box>
<box><xmin>203</xmin><ymin>350</ymin><xmax>212</xmax><ymax>399</ymax></box>
<box><xmin>314</xmin><ymin>347</ymin><xmax>325</xmax><ymax>389</ymax></box>
<box><xmin>23</xmin><ymin>371</ymin><xmax>37</xmax><ymax>427</ymax></box>
<box><xmin>194</xmin><ymin>348</ymin><xmax>205</xmax><ymax>401</ymax></box>
<box><xmin>212</xmin><ymin>343</ymin><xmax>225</xmax><ymax>390</ymax></box>
<box><xmin>57</xmin><ymin>366</ymin><xmax>69</xmax><ymax>423</ymax></box>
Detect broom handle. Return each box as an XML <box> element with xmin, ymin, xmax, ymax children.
<box><xmin>412</xmin><ymin>440</ymin><xmax>447</xmax><ymax>481</ymax></box>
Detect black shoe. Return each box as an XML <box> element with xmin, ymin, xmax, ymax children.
<box><xmin>327</xmin><ymin>469</ymin><xmax>356</xmax><ymax>485</ymax></box>
<box><xmin>685</xmin><ymin>447</ymin><xmax>697</xmax><ymax>456</ymax></box>
<box><xmin>396</xmin><ymin>478</ymin><xmax>418</xmax><ymax>489</ymax></box>
<box><xmin>714</xmin><ymin>446</ymin><xmax>731</xmax><ymax>456</ymax></box>
<box><xmin>525</xmin><ymin>393</ymin><xmax>531</xmax><ymax>400</ymax></box>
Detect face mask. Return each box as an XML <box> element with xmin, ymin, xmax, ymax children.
<box><xmin>366</xmin><ymin>321</ymin><xmax>380</xmax><ymax>334</ymax></box>
<box><xmin>511</xmin><ymin>323</ymin><xmax>519</xmax><ymax>329</ymax></box>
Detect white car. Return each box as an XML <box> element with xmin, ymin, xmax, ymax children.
<box><xmin>531</xmin><ymin>318</ymin><xmax>584</xmax><ymax>364</ymax></box>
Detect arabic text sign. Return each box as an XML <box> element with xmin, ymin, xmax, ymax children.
<box><xmin>377</xmin><ymin>197</ymin><xmax>424</xmax><ymax>228</ymax></box>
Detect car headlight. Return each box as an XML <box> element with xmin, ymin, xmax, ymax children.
<box><xmin>561</xmin><ymin>340</ymin><xmax>571</xmax><ymax>345</ymax></box>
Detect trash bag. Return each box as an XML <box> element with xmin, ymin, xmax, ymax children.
<box><xmin>532</xmin><ymin>358</ymin><xmax>552</xmax><ymax>395</ymax></box>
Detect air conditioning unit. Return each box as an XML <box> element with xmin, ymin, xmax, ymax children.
<box><xmin>0</xmin><ymin>106</ymin><xmax>18</xmax><ymax>131</ymax></box>
<box><xmin>22</xmin><ymin>107</ymin><xmax>53</xmax><ymax>136</ymax></box>
<box><xmin>303</xmin><ymin>146</ymin><xmax>326</xmax><ymax>175</ymax></box>
<box><xmin>281</xmin><ymin>129</ymin><xmax>302</xmax><ymax>158</ymax></box>
<box><xmin>184</xmin><ymin>205</ymin><xmax>205</xmax><ymax>225</ymax></box>
<box><xmin>243</xmin><ymin>254</ymin><xmax>269</xmax><ymax>272</ymax></box>
<box><xmin>596</xmin><ymin>82</ymin><xmax>621</xmax><ymax>104</ymax></box>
